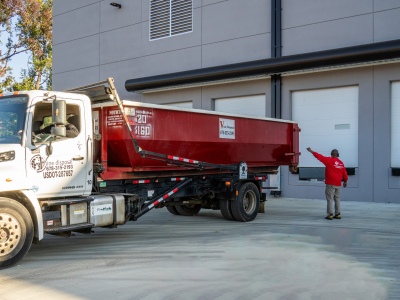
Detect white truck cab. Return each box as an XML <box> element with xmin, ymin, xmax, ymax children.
<box><xmin>0</xmin><ymin>90</ymin><xmax>93</xmax><ymax>267</ymax></box>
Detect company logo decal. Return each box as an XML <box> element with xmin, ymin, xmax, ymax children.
<box><xmin>219</xmin><ymin>118</ymin><xmax>235</xmax><ymax>139</ymax></box>
<box><xmin>30</xmin><ymin>154</ymin><xmax>74</xmax><ymax>179</ymax></box>
<box><xmin>91</xmin><ymin>204</ymin><xmax>113</xmax><ymax>216</ymax></box>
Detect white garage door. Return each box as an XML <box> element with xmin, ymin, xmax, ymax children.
<box><xmin>292</xmin><ymin>86</ymin><xmax>358</xmax><ymax>167</ymax></box>
<box><xmin>391</xmin><ymin>82</ymin><xmax>400</xmax><ymax>167</ymax></box>
<box><xmin>214</xmin><ymin>94</ymin><xmax>266</xmax><ymax>117</ymax></box>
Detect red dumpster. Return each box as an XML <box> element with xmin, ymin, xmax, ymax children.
<box><xmin>93</xmin><ymin>101</ymin><xmax>299</xmax><ymax>180</ymax></box>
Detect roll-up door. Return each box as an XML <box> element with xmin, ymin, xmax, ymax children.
<box><xmin>391</xmin><ymin>82</ymin><xmax>400</xmax><ymax>167</ymax></box>
<box><xmin>214</xmin><ymin>95</ymin><xmax>266</xmax><ymax>117</ymax></box>
<box><xmin>292</xmin><ymin>86</ymin><xmax>358</xmax><ymax>168</ymax></box>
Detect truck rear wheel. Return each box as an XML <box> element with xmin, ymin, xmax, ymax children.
<box><xmin>166</xmin><ymin>206</ymin><xmax>180</xmax><ymax>215</ymax></box>
<box><xmin>0</xmin><ymin>198</ymin><xmax>34</xmax><ymax>269</ymax></box>
<box><xmin>175</xmin><ymin>204</ymin><xmax>201</xmax><ymax>216</ymax></box>
<box><xmin>219</xmin><ymin>199</ymin><xmax>235</xmax><ymax>221</ymax></box>
<box><xmin>230</xmin><ymin>182</ymin><xmax>260</xmax><ymax>222</ymax></box>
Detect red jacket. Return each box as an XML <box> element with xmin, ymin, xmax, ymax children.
<box><xmin>312</xmin><ymin>151</ymin><xmax>348</xmax><ymax>186</ymax></box>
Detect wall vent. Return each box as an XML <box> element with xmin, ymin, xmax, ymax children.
<box><xmin>150</xmin><ymin>0</ymin><xmax>193</xmax><ymax>40</ymax></box>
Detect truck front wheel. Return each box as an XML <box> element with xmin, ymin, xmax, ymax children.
<box><xmin>0</xmin><ymin>198</ymin><xmax>34</xmax><ymax>269</ymax></box>
<box><xmin>230</xmin><ymin>182</ymin><xmax>260</xmax><ymax>222</ymax></box>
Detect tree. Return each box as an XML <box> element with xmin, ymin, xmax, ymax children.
<box><xmin>0</xmin><ymin>0</ymin><xmax>52</xmax><ymax>92</ymax></box>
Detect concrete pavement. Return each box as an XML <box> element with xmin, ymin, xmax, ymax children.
<box><xmin>0</xmin><ymin>197</ymin><xmax>399</xmax><ymax>300</ymax></box>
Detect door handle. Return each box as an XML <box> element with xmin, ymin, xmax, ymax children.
<box><xmin>73</xmin><ymin>156</ymin><xmax>84</xmax><ymax>161</ymax></box>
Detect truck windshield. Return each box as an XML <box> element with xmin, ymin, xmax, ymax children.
<box><xmin>0</xmin><ymin>95</ymin><xmax>28</xmax><ymax>144</ymax></box>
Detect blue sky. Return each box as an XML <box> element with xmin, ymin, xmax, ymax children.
<box><xmin>0</xmin><ymin>42</ymin><xmax>30</xmax><ymax>80</ymax></box>
<box><xmin>0</xmin><ymin>17</ymin><xmax>30</xmax><ymax>81</ymax></box>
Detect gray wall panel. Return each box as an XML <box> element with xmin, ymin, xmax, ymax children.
<box><xmin>202</xmin><ymin>0</ymin><xmax>270</xmax><ymax>45</ymax></box>
<box><xmin>141</xmin><ymin>0</ymin><xmax>149</xmax><ymax>21</ymax></box>
<box><xmin>374</xmin><ymin>0</ymin><xmax>400</xmax><ymax>11</ymax></box>
<box><xmin>282</xmin><ymin>0</ymin><xmax>372</xmax><ymax>29</ymax></box>
<box><xmin>202</xmin><ymin>0</ymin><xmax>228</xmax><ymax>6</ymax></box>
<box><xmin>100</xmin><ymin>59</ymin><xmax>142</xmax><ymax>101</ymax></box>
<box><xmin>52</xmin><ymin>66</ymin><xmax>100</xmax><ymax>90</ymax></box>
<box><xmin>202</xmin><ymin>34</ymin><xmax>271</xmax><ymax>68</ymax></box>
<box><xmin>141</xmin><ymin>8</ymin><xmax>201</xmax><ymax>56</ymax></box>
<box><xmin>374</xmin><ymin>8</ymin><xmax>400</xmax><ymax>42</ymax></box>
<box><xmin>282</xmin><ymin>15</ymin><xmax>373</xmax><ymax>56</ymax></box>
<box><xmin>100</xmin><ymin>0</ymin><xmax>142</xmax><ymax>32</ymax></box>
<box><xmin>281</xmin><ymin>67</ymin><xmax>374</xmax><ymax>202</ymax></box>
<box><xmin>140</xmin><ymin>47</ymin><xmax>202</xmax><ymax>77</ymax></box>
<box><xmin>53</xmin><ymin>35</ymin><xmax>100</xmax><ymax>74</ymax></box>
<box><xmin>53</xmin><ymin>3</ymin><xmax>100</xmax><ymax>45</ymax></box>
<box><xmin>100</xmin><ymin>24</ymin><xmax>142</xmax><ymax>65</ymax></box>
<box><xmin>53</xmin><ymin>0</ymin><xmax>100</xmax><ymax>16</ymax></box>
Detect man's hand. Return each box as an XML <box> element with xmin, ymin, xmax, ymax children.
<box><xmin>343</xmin><ymin>182</ymin><xmax>347</xmax><ymax>188</ymax></box>
<box><xmin>306</xmin><ymin>147</ymin><xmax>313</xmax><ymax>153</ymax></box>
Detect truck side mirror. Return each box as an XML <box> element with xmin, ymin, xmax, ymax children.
<box><xmin>51</xmin><ymin>100</ymin><xmax>67</xmax><ymax>137</ymax></box>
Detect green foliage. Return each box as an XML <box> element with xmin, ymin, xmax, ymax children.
<box><xmin>0</xmin><ymin>112</ymin><xmax>17</xmax><ymax>137</ymax></box>
<box><xmin>0</xmin><ymin>0</ymin><xmax>52</xmax><ymax>92</ymax></box>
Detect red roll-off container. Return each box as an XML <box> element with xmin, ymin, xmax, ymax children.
<box><xmin>92</xmin><ymin>101</ymin><xmax>300</xmax><ymax>180</ymax></box>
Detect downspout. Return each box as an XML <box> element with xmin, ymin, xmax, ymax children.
<box><xmin>271</xmin><ymin>0</ymin><xmax>282</xmax><ymax>118</ymax></box>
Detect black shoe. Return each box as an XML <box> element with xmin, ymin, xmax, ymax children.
<box><xmin>325</xmin><ymin>215</ymin><xmax>333</xmax><ymax>220</ymax></box>
<box><xmin>334</xmin><ymin>214</ymin><xmax>341</xmax><ymax>219</ymax></box>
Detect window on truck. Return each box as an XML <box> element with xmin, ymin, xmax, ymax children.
<box><xmin>0</xmin><ymin>95</ymin><xmax>28</xmax><ymax>144</ymax></box>
<box><xmin>32</xmin><ymin>102</ymin><xmax>80</xmax><ymax>144</ymax></box>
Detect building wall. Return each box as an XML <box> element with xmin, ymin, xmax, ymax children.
<box><xmin>52</xmin><ymin>0</ymin><xmax>400</xmax><ymax>203</ymax></box>
<box><xmin>282</xmin><ymin>0</ymin><xmax>400</xmax><ymax>55</ymax></box>
<box><xmin>141</xmin><ymin>78</ymin><xmax>271</xmax><ymax>114</ymax></box>
<box><xmin>53</xmin><ymin>0</ymin><xmax>271</xmax><ymax>99</ymax></box>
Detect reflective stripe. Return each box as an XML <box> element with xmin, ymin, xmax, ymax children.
<box><xmin>132</xmin><ymin>180</ymin><xmax>151</xmax><ymax>184</ymax></box>
<box><xmin>171</xmin><ymin>177</ymin><xmax>186</xmax><ymax>181</ymax></box>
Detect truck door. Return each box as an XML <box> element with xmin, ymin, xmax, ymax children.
<box><xmin>26</xmin><ymin>97</ymin><xmax>91</xmax><ymax>198</ymax></box>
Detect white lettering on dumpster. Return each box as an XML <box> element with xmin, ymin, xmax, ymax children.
<box><xmin>107</xmin><ymin>110</ymin><xmax>124</xmax><ymax>127</ymax></box>
<box><xmin>128</xmin><ymin>108</ymin><xmax>153</xmax><ymax>138</ymax></box>
<box><xmin>219</xmin><ymin>118</ymin><xmax>235</xmax><ymax>139</ymax></box>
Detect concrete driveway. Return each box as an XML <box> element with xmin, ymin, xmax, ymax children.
<box><xmin>1</xmin><ymin>198</ymin><xmax>398</xmax><ymax>300</ymax></box>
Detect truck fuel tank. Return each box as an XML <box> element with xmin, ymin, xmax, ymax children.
<box><xmin>90</xmin><ymin>195</ymin><xmax>125</xmax><ymax>227</ymax></box>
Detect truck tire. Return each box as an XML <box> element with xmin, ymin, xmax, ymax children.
<box><xmin>175</xmin><ymin>204</ymin><xmax>201</xmax><ymax>216</ymax></box>
<box><xmin>219</xmin><ymin>199</ymin><xmax>235</xmax><ymax>221</ymax></box>
<box><xmin>0</xmin><ymin>198</ymin><xmax>34</xmax><ymax>269</ymax></box>
<box><xmin>166</xmin><ymin>206</ymin><xmax>180</xmax><ymax>215</ymax></box>
<box><xmin>230</xmin><ymin>182</ymin><xmax>260</xmax><ymax>222</ymax></box>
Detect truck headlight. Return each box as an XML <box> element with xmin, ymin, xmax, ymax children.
<box><xmin>0</xmin><ymin>151</ymin><xmax>15</xmax><ymax>162</ymax></box>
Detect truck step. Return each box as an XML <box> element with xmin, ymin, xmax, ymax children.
<box><xmin>44</xmin><ymin>223</ymin><xmax>94</xmax><ymax>233</ymax></box>
<box><xmin>40</xmin><ymin>196</ymin><xmax>94</xmax><ymax>207</ymax></box>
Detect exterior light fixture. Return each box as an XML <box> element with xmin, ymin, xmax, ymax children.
<box><xmin>110</xmin><ymin>2</ymin><xmax>122</xmax><ymax>9</ymax></box>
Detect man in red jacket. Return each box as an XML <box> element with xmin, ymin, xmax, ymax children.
<box><xmin>306</xmin><ymin>147</ymin><xmax>348</xmax><ymax>220</ymax></box>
